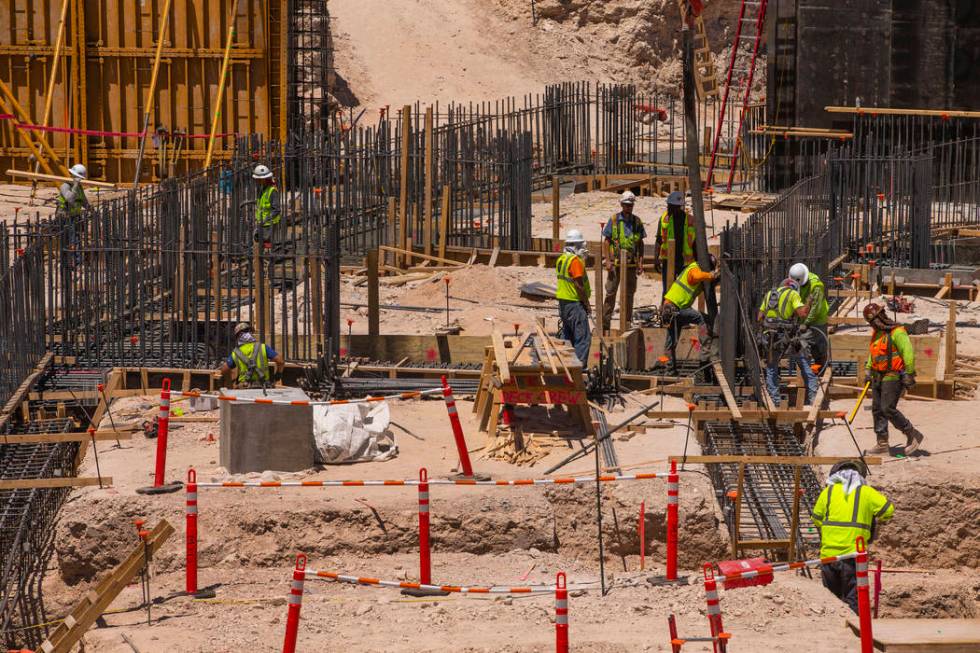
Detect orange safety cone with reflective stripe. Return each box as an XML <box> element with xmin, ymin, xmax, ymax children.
<box><xmin>282</xmin><ymin>554</ymin><xmax>306</xmax><ymax>653</ymax></box>
<box><xmin>555</xmin><ymin>572</ymin><xmax>568</xmax><ymax>653</ymax></box>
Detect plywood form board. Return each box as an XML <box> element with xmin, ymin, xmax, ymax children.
<box><xmin>0</xmin><ymin>0</ymin><xmax>280</xmax><ymax>182</ymax></box>
<box><xmin>845</xmin><ymin>617</ymin><xmax>980</xmax><ymax>652</ymax></box>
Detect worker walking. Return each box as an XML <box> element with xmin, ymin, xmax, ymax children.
<box><xmin>653</xmin><ymin>191</ymin><xmax>696</xmax><ymax>296</ymax></box>
<box><xmin>811</xmin><ymin>460</ymin><xmax>894</xmax><ymax>613</ymax></box>
<box><xmin>252</xmin><ymin>164</ymin><xmax>281</xmax><ymax>245</ymax></box>
<box><xmin>601</xmin><ymin>191</ymin><xmax>645</xmax><ymax>328</ymax></box>
<box><xmin>217</xmin><ymin>322</ymin><xmax>285</xmax><ymax>389</ymax></box>
<box><xmin>660</xmin><ymin>257</ymin><xmax>719</xmax><ymax>377</ymax></box>
<box><xmin>756</xmin><ymin>278</ymin><xmax>818</xmax><ymax>406</ymax></box>
<box><xmin>556</xmin><ymin>229</ymin><xmax>592</xmax><ymax>365</ymax></box>
<box><xmin>789</xmin><ymin>263</ymin><xmax>829</xmax><ymax>368</ymax></box>
<box><xmin>862</xmin><ymin>303</ymin><xmax>925</xmax><ymax>455</ymax></box>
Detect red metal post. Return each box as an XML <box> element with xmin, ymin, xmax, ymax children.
<box><xmin>281</xmin><ymin>554</ymin><xmax>307</xmax><ymax>653</ymax></box>
<box><xmin>153</xmin><ymin>378</ymin><xmax>171</xmax><ymax>486</ymax></box>
<box><xmin>441</xmin><ymin>375</ymin><xmax>474</xmax><ymax>477</ymax></box>
<box><xmin>856</xmin><ymin>537</ymin><xmax>874</xmax><ymax>653</ymax></box>
<box><xmin>639</xmin><ymin>500</ymin><xmax>646</xmax><ymax>571</ymax></box>
<box><xmin>667</xmin><ymin>460</ymin><xmax>679</xmax><ymax>580</ymax></box>
<box><xmin>555</xmin><ymin>572</ymin><xmax>568</xmax><ymax>653</ymax></box>
<box><xmin>703</xmin><ymin>564</ymin><xmax>726</xmax><ymax>653</ymax></box>
<box><xmin>418</xmin><ymin>467</ymin><xmax>432</xmax><ymax>584</ymax></box>
<box><xmin>186</xmin><ymin>469</ymin><xmax>198</xmax><ymax>594</ymax></box>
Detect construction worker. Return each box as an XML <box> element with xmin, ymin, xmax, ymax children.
<box><xmin>217</xmin><ymin>322</ymin><xmax>284</xmax><ymax>388</ymax></box>
<box><xmin>57</xmin><ymin>164</ymin><xmax>90</xmax><ymax>266</ymax></box>
<box><xmin>811</xmin><ymin>460</ymin><xmax>894</xmax><ymax>613</ymax></box>
<box><xmin>555</xmin><ymin>229</ymin><xmax>592</xmax><ymax>365</ymax></box>
<box><xmin>252</xmin><ymin>164</ymin><xmax>281</xmax><ymax>245</ymax></box>
<box><xmin>756</xmin><ymin>278</ymin><xmax>817</xmax><ymax>406</ymax></box>
<box><xmin>660</xmin><ymin>256</ymin><xmax>719</xmax><ymax>377</ymax></box>
<box><xmin>789</xmin><ymin>262</ymin><xmax>829</xmax><ymax>368</ymax></box>
<box><xmin>862</xmin><ymin>303</ymin><xmax>924</xmax><ymax>455</ymax></box>
<box><xmin>601</xmin><ymin>191</ymin><xmax>645</xmax><ymax>328</ymax></box>
<box><xmin>653</xmin><ymin>191</ymin><xmax>696</xmax><ymax>296</ymax></box>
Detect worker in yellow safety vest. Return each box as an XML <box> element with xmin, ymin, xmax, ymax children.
<box><xmin>756</xmin><ymin>278</ymin><xmax>817</xmax><ymax>406</ymax></box>
<box><xmin>653</xmin><ymin>191</ymin><xmax>696</xmax><ymax>296</ymax></box>
<box><xmin>57</xmin><ymin>164</ymin><xmax>91</xmax><ymax>263</ymax></box>
<box><xmin>555</xmin><ymin>229</ymin><xmax>592</xmax><ymax>364</ymax></box>
<box><xmin>217</xmin><ymin>322</ymin><xmax>285</xmax><ymax>388</ymax></box>
<box><xmin>811</xmin><ymin>459</ymin><xmax>894</xmax><ymax>613</ymax></box>
<box><xmin>252</xmin><ymin>164</ymin><xmax>282</xmax><ymax>245</ymax></box>
<box><xmin>660</xmin><ymin>257</ymin><xmax>719</xmax><ymax>379</ymax></box>
<box><xmin>862</xmin><ymin>303</ymin><xmax>924</xmax><ymax>455</ymax></box>
<box><xmin>601</xmin><ymin>191</ymin><xmax>646</xmax><ymax>328</ymax></box>
<box><xmin>789</xmin><ymin>262</ymin><xmax>830</xmax><ymax>368</ymax></box>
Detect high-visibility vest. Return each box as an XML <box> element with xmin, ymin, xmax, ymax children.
<box><xmin>811</xmin><ymin>482</ymin><xmax>894</xmax><ymax>558</ymax></box>
<box><xmin>761</xmin><ymin>286</ymin><xmax>800</xmax><ymax>321</ymax></box>
<box><xmin>663</xmin><ymin>262</ymin><xmax>704</xmax><ymax>310</ymax></box>
<box><xmin>869</xmin><ymin>327</ymin><xmax>906</xmax><ymax>374</ymax></box>
<box><xmin>555</xmin><ymin>252</ymin><xmax>590</xmax><ymax>302</ymax></box>
<box><xmin>57</xmin><ymin>182</ymin><xmax>86</xmax><ymax>217</ymax></box>
<box><xmin>231</xmin><ymin>342</ymin><xmax>270</xmax><ymax>384</ymax></box>
<box><xmin>608</xmin><ymin>213</ymin><xmax>644</xmax><ymax>257</ymax></box>
<box><xmin>800</xmin><ymin>272</ymin><xmax>829</xmax><ymax>325</ymax></box>
<box><xmin>658</xmin><ymin>210</ymin><xmax>696</xmax><ymax>263</ymax></box>
<box><xmin>256</xmin><ymin>185</ymin><xmax>281</xmax><ymax>227</ymax></box>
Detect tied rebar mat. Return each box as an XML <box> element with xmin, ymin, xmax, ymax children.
<box><xmin>701</xmin><ymin>421</ymin><xmax>822</xmax><ymax>560</ymax></box>
<box><xmin>0</xmin><ymin>420</ymin><xmax>77</xmax><ymax>649</ymax></box>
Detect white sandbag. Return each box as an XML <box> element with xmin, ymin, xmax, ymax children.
<box><xmin>312</xmin><ymin>402</ymin><xmax>398</xmax><ymax>464</ymax></box>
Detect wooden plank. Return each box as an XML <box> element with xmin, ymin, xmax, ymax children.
<box><xmin>491</xmin><ymin>329</ymin><xmax>512</xmax><ymax>384</ymax></box>
<box><xmin>488</xmin><ymin>246</ymin><xmax>500</xmax><ymax>268</ymax></box>
<box><xmin>1</xmin><ymin>432</ymin><xmax>132</xmax><ymax>445</ymax></box>
<box><xmin>946</xmin><ymin>298</ymin><xmax>957</xmax><ymax>376</ymax></box>
<box><xmin>379</xmin><ymin>245</ymin><xmax>464</xmax><ymax>268</ymax></box>
<box><xmin>845</xmin><ymin>618</ymin><xmax>980</xmax><ymax>652</ymax></box>
<box><xmin>0</xmin><ymin>352</ymin><xmax>54</xmax><ymax>432</ymax></box>
<box><xmin>0</xmin><ymin>477</ymin><xmax>113</xmax><ymax>490</ymax></box>
<box><xmin>826</xmin><ymin>105</ymin><xmax>980</xmax><ymax>118</ymax></box>
<box><xmin>670</xmin><ymin>455</ymin><xmax>882</xmax><ymax>465</ymax></box>
<box><xmin>712</xmin><ymin>362</ymin><xmax>743</xmax><ymax>419</ymax></box>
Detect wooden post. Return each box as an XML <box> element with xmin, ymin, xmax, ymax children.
<box><xmin>946</xmin><ymin>297</ymin><xmax>957</xmax><ymax>375</ymax></box>
<box><xmin>423</xmin><ymin>107</ymin><xmax>434</xmax><ymax>256</ymax></box>
<box><xmin>594</xmin><ymin>241</ymin><xmax>604</xmax><ymax>337</ymax></box>
<box><xmin>438</xmin><ymin>184</ymin><xmax>450</xmax><ymax>260</ymax></box>
<box><xmin>552</xmin><ymin>176</ymin><xmax>560</xmax><ymax>242</ymax></box>
<box><xmin>666</xmin><ymin>240</ymin><xmax>676</xmax><ymax>291</ymax></box>
<box><xmin>398</xmin><ymin>105</ymin><xmax>411</xmax><ymax>268</ymax></box>
<box><xmin>203</xmin><ymin>0</ymin><xmax>241</xmax><ymax>169</ymax></box>
<box><xmin>367</xmin><ymin>249</ymin><xmax>380</xmax><ymax>336</ymax></box>
<box><xmin>619</xmin><ymin>247</ymin><xmax>629</xmax><ymax>333</ymax></box>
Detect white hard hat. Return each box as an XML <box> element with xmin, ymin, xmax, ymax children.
<box><xmin>252</xmin><ymin>164</ymin><xmax>273</xmax><ymax>180</ymax></box>
<box><xmin>789</xmin><ymin>263</ymin><xmax>809</xmax><ymax>285</ymax></box>
<box><xmin>69</xmin><ymin>164</ymin><xmax>87</xmax><ymax>180</ymax></box>
<box><xmin>564</xmin><ymin>228</ymin><xmax>585</xmax><ymax>245</ymax></box>
<box><xmin>620</xmin><ymin>190</ymin><xmax>636</xmax><ymax>205</ymax></box>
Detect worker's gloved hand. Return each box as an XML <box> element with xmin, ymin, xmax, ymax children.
<box><xmin>902</xmin><ymin>373</ymin><xmax>916</xmax><ymax>390</ymax></box>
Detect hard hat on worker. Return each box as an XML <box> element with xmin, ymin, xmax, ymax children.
<box><xmin>620</xmin><ymin>190</ymin><xmax>636</xmax><ymax>205</ymax></box>
<box><xmin>666</xmin><ymin>191</ymin><xmax>685</xmax><ymax>207</ymax></box>
<box><xmin>830</xmin><ymin>459</ymin><xmax>868</xmax><ymax>478</ymax></box>
<box><xmin>233</xmin><ymin>322</ymin><xmax>253</xmax><ymax>339</ymax></box>
<box><xmin>252</xmin><ymin>164</ymin><xmax>274</xmax><ymax>180</ymax></box>
<box><xmin>789</xmin><ymin>262</ymin><xmax>809</xmax><ymax>285</ymax></box>
<box><xmin>69</xmin><ymin>164</ymin><xmax>87</xmax><ymax>180</ymax></box>
<box><xmin>564</xmin><ymin>228</ymin><xmax>586</xmax><ymax>245</ymax></box>
<box><xmin>863</xmin><ymin>302</ymin><xmax>885</xmax><ymax>323</ymax></box>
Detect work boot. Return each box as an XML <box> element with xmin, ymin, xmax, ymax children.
<box><xmin>865</xmin><ymin>440</ymin><xmax>889</xmax><ymax>455</ymax></box>
<box><xmin>903</xmin><ymin>428</ymin><xmax>925</xmax><ymax>456</ymax></box>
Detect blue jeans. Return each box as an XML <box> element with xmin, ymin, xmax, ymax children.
<box><xmin>559</xmin><ymin>300</ymin><xmax>591</xmax><ymax>365</ymax></box>
<box><xmin>765</xmin><ymin>352</ymin><xmax>818</xmax><ymax>406</ymax></box>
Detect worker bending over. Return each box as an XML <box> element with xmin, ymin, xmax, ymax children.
<box><xmin>252</xmin><ymin>164</ymin><xmax>282</xmax><ymax>245</ymax></box>
<box><xmin>811</xmin><ymin>460</ymin><xmax>894</xmax><ymax>613</ymax></box>
<box><xmin>217</xmin><ymin>322</ymin><xmax>285</xmax><ymax>389</ymax></box>
<box><xmin>789</xmin><ymin>263</ymin><xmax>829</xmax><ymax>368</ymax></box>
<box><xmin>660</xmin><ymin>257</ymin><xmax>719</xmax><ymax>379</ymax></box>
<box><xmin>555</xmin><ymin>229</ymin><xmax>592</xmax><ymax>365</ymax></box>
<box><xmin>653</xmin><ymin>191</ymin><xmax>696</xmax><ymax>296</ymax></box>
<box><xmin>601</xmin><ymin>191</ymin><xmax>645</xmax><ymax>328</ymax></box>
<box><xmin>863</xmin><ymin>303</ymin><xmax>925</xmax><ymax>455</ymax></box>
<box><xmin>757</xmin><ymin>278</ymin><xmax>818</xmax><ymax>406</ymax></box>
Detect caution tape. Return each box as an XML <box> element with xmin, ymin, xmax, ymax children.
<box><xmin>195</xmin><ymin>471</ymin><xmax>669</xmax><ymax>489</ymax></box>
<box><xmin>168</xmin><ymin>387</ymin><xmax>443</xmax><ymax>407</ymax></box>
<box><xmin>713</xmin><ymin>551</ymin><xmax>860</xmax><ymax>583</ymax></box>
<box><xmin>305</xmin><ymin>570</ymin><xmax>597</xmax><ymax>594</ymax></box>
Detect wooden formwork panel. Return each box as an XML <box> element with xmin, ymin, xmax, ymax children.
<box><xmin>0</xmin><ymin>0</ymin><xmax>283</xmax><ymax>184</ymax></box>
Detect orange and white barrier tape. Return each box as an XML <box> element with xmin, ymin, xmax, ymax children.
<box><xmin>194</xmin><ymin>471</ymin><xmax>669</xmax><ymax>489</ymax></box>
<box><xmin>167</xmin><ymin>387</ymin><xmax>442</xmax><ymax>407</ymax></box>
<box><xmin>304</xmin><ymin>569</ymin><xmax>595</xmax><ymax>595</ymax></box>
